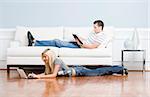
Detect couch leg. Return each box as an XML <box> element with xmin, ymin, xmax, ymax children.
<box><xmin>7</xmin><ymin>65</ymin><xmax>10</xmax><ymax>75</ymax></box>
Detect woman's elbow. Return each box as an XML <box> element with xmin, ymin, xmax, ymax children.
<box><xmin>52</xmin><ymin>73</ymin><xmax>57</xmax><ymax>78</ymax></box>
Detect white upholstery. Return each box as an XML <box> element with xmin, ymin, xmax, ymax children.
<box><xmin>15</xmin><ymin>26</ymin><xmax>63</xmax><ymax>46</ymax></box>
<box><xmin>7</xmin><ymin>57</ymin><xmax>44</xmax><ymax>65</ymax></box>
<box><xmin>7</xmin><ymin>26</ymin><xmax>114</xmax><ymax>66</ymax></box>
<box><xmin>7</xmin><ymin>47</ymin><xmax>59</xmax><ymax>57</ymax></box>
<box><xmin>10</xmin><ymin>41</ymin><xmax>20</xmax><ymax>47</ymax></box>
<box><xmin>63</xmin><ymin>27</ymin><xmax>92</xmax><ymax>41</ymax></box>
<box><xmin>60</xmin><ymin>57</ymin><xmax>112</xmax><ymax>65</ymax></box>
<box><xmin>59</xmin><ymin>48</ymin><xmax>112</xmax><ymax>57</ymax></box>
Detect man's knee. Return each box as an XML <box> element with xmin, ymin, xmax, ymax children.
<box><xmin>54</xmin><ymin>39</ymin><xmax>61</xmax><ymax>47</ymax></box>
<box><xmin>53</xmin><ymin>39</ymin><xmax>60</xmax><ymax>42</ymax></box>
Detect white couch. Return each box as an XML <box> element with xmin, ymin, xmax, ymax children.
<box><xmin>7</xmin><ymin>26</ymin><xmax>114</xmax><ymax>73</ymax></box>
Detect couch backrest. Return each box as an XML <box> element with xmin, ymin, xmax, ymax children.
<box><xmin>102</xmin><ymin>26</ymin><xmax>114</xmax><ymax>48</ymax></box>
<box><xmin>63</xmin><ymin>27</ymin><xmax>92</xmax><ymax>41</ymax></box>
<box><xmin>15</xmin><ymin>26</ymin><xmax>63</xmax><ymax>46</ymax></box>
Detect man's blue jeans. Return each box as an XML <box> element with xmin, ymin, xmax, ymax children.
<box><xmin>34</xmin><ymin>39</ymin><xmax>80</xmax><ymax>48</ymax></box>
<box><xmin>73</xmin><ymin>65</ymin><xmax>124</xmax><ymax>76</ymax></box>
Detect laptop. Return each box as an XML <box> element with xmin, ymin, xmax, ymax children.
<box><xmin>17</xmin><ymin>68</ymin><xmax>36</xmax><ymax>79</ymax></box>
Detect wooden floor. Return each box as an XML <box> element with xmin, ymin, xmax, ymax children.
<box><xmin>0</xmin><ymin>70</ymin><xmax>150</xmax><ymax>97</ymax></box>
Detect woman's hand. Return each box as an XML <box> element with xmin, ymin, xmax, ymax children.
<box><xmin>28</xmin><ymin>73</ymin><xmax>40</xmax><ymax>79</ymax></box>
<box><xmin>33</xmin><ymin>74</ymin><xmax>41</xmax><ymax>79</ymax></box>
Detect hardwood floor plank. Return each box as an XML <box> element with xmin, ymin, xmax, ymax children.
<box><xmin>0</xmin><ymin>70</ymin><xmax>150</xmax><ymax>97</ymax></box>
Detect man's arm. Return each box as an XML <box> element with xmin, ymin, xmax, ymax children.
<box><xmin>75</xmin><ymin>39</ymin><xmax>100</xmax><ymax>49</ymax></box>
<box><xmin>81</xmin><ymin>43</ymin><xmax>100</xmax><ymax>49</ymax></box>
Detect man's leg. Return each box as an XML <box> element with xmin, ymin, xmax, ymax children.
<box><xmin>34</xmin><ymin>39</ymin><xmax>79</xmax><ymax>48</ymax></box>
<box><xmin>34</xmin><ymin>40</ymin><xmax>56</xmax><ymax>46</ymax></box>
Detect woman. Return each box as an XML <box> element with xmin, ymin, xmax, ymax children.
<box><xmin>28</xmin><ymin>49</ymin><xmax>128</xmax><ymax>79</ymax></box>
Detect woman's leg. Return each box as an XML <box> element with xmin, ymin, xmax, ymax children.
<box><xmin>74</xmin><ymin>66</ymin><xmax>100</xmax><ymax>76</ymax></box>
<box><xmin>95</xmin><ymin>65</ymin><xmax>124</xmax><ymax>75</ymax></box>
<box><xmin>74</xmin><ymin>65</ymin><xmax>125</xmax><ymax>76</ymax></box>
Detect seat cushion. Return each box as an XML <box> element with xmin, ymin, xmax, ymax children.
<box><xmin>59</xmin><ymin>48</ymin><xmax>112</xmax><ymax>57</ymax></box>
<box><xmin>7</xmin><ymin>47</ymin><xmax>59</xmax><ymax>57</ymax></box>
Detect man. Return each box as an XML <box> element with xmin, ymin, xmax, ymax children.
<box><xmin>27</xmin><ymin>20</ymin><xmax>107</xmax><ymax>49</ymax></box>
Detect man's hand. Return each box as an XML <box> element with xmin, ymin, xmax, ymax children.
<box><xmin>75</xmin><ymin>39</ymin><xmax>83</xmax><ymax>47</ymax></box>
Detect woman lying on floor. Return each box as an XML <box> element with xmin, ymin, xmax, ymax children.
<box><xmin>22</xmin><ymin>49</ymin><xmax>128</xmax><ymax>79</ymax></box>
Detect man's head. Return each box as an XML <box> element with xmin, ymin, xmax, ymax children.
<box><xmin>93</xmin><ymin>20</ymin><xmax>104</xmax><ymax>33</ymax></box>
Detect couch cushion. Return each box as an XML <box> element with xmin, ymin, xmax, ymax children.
<box><xmin>59</xmin><ymin>48</ymin><xmax>112</xmax><ymax>57</ymax></box>
<box><xmin>15</xmin><ymin>26</ymin><xmax>63</xmax><ymax>46</ymax></box>
<box><xmin>7</xmin><ymin>57</ymin><xmax>44</xmax><ymax>65</ymax></box>
<box><xmin>7</xmin><ymin>47</ymin><xmax>59</xmax><ymax>57</ymax></box>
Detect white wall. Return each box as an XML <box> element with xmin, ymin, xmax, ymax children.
<box><xmin>148</xmin><ymin>0</ymin><xmax>150</xmax><ymax>27</ymax></box>
<box><xmin>0</xmin><ymin>0</ymin><xmax>148</xmax><ymax>28</ymax></box>
<box><xmin>0</xmin><ymin>29</ymin><xmax>15</xmax><ymax>68</ymax></box>
<box><xmin>112</xmin><ymin>28</ymin><xmax>150</xmax><ymax>70</ymax></box>
<box><xmin>0</xmin><ymin>27</ymin><xmax>149</xmax><ymax>70</ymax></box>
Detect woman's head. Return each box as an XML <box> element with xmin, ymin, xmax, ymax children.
<box><xmin>42</xmin><ymin>49</ymin><xmax>50</xmax><ymax>64</ymax></box>
<box><xmin>42</xmin><ymin>54</ymin><xmax>49</xmax><ymax>64</ymax></box>
<box><xmin>41</xmin><ymin>48</ymin><xmax>56</xmax><ymax>74</ymax></box>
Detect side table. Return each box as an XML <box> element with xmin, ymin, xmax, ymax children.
<box><xmin>121</xmin><ymin>50</ymin><xmax>146</xmax><ymax>72</ymax></box>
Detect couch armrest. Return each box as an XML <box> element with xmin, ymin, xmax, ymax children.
<box><xmin>10</xmin><ymin>41</ymin><xmax>20</xmax><ymax>47</ymax></box>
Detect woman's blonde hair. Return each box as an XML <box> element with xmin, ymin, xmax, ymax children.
<box><xmin>41</xmin><ymin>48</ymin><xmax>56</xmax><ymax>74</ymax></box>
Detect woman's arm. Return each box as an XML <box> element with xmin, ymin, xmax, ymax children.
<box><xmin>34</xmin><ymin>64</ymin><xmax>60</xmax><ymax>79</ymax></box>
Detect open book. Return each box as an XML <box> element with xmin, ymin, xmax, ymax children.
<box><xmin>72</xmin><ymin>34</ymin><xmax>83</xmax><ymax>44</ymax></box>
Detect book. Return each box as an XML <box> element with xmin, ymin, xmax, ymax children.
<box><xmin>72</xmin><ymin>34</ymin><xmax>83</xmax><ymax>44</ymax></box>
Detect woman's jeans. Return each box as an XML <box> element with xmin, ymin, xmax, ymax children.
<box><xmin>34</xmin><ymin>39</ymin><xmax>80</xmax><ymax>48</ymax></box>
<box><xmin>73</xmin><ymin>65</ymin><xmax>124</xmax><ymax>76</ymax></box>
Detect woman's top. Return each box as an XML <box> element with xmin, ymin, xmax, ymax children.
<box><xmin>53</xmin><ymin>58</ymin><xmax>73</xmax><ymax>76</ymax></box>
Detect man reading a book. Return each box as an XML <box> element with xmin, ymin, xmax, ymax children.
<box><xmin>27</xmin><ymin>20</ymin><xmax>107</xmax><ymax>49</ymax></box>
